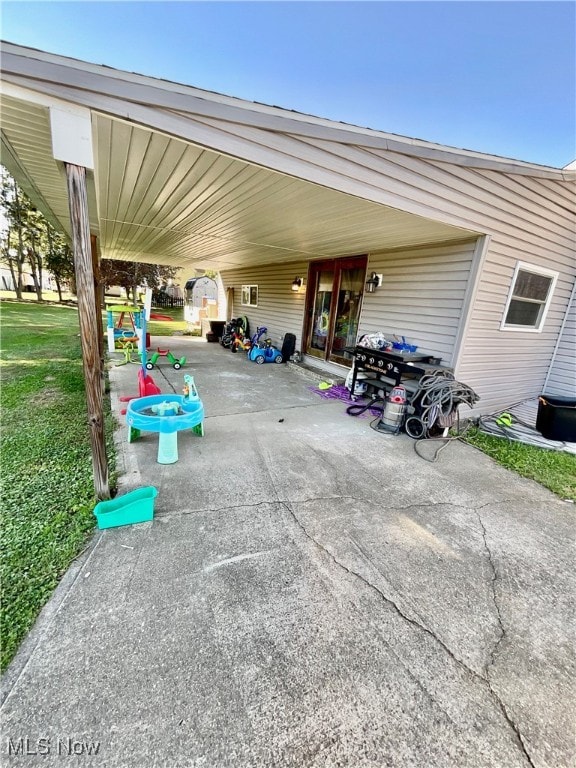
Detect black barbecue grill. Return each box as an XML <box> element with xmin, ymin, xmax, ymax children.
<box><xmin>348</xmin><ymin>345</ymin><xmax>454</xmax><ymax>398</ymax></box>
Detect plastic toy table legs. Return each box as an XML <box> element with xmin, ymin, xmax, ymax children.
<box><xmin>128</xmin><ymin>426</ymin><xmax>178</xmax><ymax>464</ymax></box>
<box><xmin>128</xmin><ymin>422</ymin><xmax>204</xmax><ymax>464</ymax></box>
<box><xmin>158</xmin><ymin>431</ymin><xmax>178</xmax><ymax>464</ymax></box>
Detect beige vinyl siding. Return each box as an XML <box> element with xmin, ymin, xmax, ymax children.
<box><xmin>359</xmin><ymin>240</ymin><xmax>477</xmax><ymax>365</ymax></box>
<box><xmin>455</xmin><ymin>236</ymin><xmax>574</xmax><ymax>412</ymax></box>
<box><xmin>221</xmin><ymin>261</ymin><xmax>309</xmax><ymax>350</ymax></box>
<box><xmin>543</xmin><ymin>291</ymin><xmax>576</xmax><ymax>398</ymax></box>
<box><xmin>222</xmin><ymin>240</ymin><xmax>477</xmax><ymax>369</ymax></box>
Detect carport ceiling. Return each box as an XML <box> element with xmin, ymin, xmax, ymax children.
<box><xmin>1</xmin><ymin>93</ymin><xmax>474</xmax><ymax>271</ymax></box>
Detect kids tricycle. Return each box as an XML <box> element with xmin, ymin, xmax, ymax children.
<box><xmin>145</xmin><ymin>348</ymin><xmax>186</xmax><ymax>370</ymax></box>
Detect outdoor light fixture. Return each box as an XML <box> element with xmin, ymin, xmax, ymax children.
<box><xmin>365</xmin><ymin>273</ymin><xmax>382</xmax><ymax>293</ymax></box>
<box><xmin>291</xmin><ymin>277</ymin><xmax>302</xmax><ymax>292</ymax></box>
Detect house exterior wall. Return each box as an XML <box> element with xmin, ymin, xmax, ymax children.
<box><xmin>220</xmin><ymin>239</ymin><xmax>478</xmax><ymax>368</ymax></box>
<box><xmin>359</xmin><ymin>239</ymin><xmax>478</xmax><ymax>366</ymax></box>
<box><xmin>446</xmin><ymin>172</ymin><xmax>575</xmax><ymax>412</ymax></box>
<box><xmin>220</xmin><ymin>260</ymin><xmax>309</xmax><ymax>350</ymax></box>
<box><xmin>542</xmin><ymin>288</ymin><xmax>576</xmax><ymax>398</ymax></box>
<box><xmin>214</xmin><ymin>132</ymin><xmax>574</xmax><ymax>411</ymax></box>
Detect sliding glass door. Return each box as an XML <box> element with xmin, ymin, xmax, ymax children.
<box><xmin>304</xmin><ymin>256</ymin><xmax>367</xmax><ymax>365</ymax></box>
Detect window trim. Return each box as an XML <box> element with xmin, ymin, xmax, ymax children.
<box><xmin>241</xmin><ymin>284</ymin><xmax>258</xmax><ymax>307</ymax></box>
<box><xmin>500</xmin><ymin>261</ymin><xmax>558</xmax><ymax>333</ymax></box>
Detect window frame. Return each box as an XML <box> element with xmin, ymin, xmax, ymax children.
<box><xmin>241</xmin><ymin>284</ymin><xmax>258</xmax><ymax>307</ymax></box>
<box><xmin>500</xmin><ymin>261</ymin><xmax>558</xmax><ymax>333</ymax></box>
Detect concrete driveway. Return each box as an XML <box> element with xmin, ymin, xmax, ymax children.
<box><xmin>2</xmin><ymin>337</ymin><xmax>574</xmax><ymax>767</ymax></box>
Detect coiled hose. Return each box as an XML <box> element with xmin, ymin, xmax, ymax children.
<box><xmin>407</xmin><ymin>375</ymin><xmax>479</xmax><ymax>461</ymax></box>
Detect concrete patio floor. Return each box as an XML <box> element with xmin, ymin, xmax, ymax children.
<box><xmin>2</xmin><ymin>337</ymin><xmax>574</xmax><ymax>767</ymax></box>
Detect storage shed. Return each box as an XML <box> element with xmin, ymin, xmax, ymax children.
<box><xmin>1</xmin><ymin>41</ymin><xmax>574</xmax><ymax>415</ymax></box>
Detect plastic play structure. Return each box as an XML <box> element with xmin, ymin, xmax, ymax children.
<box><xmin>232</xmin><ymin>325</ymin><xmax>267</xmax><ymax>354</ymax></box>
<box><xmin>241</xmin><ymin>326</ymin><xmax>283</xmax><ymax>364</ymax></box>
<box><xmin>106</xmin><ymin>305</ymin><xmax>144</xmax><ymax>352</ymax></box>
<box><xmin>120</xmin><ymin>293</ymin><xmax>203</xmax><ymax>464</ymax></box>
<box><xmin>126</xmin><ymin>375</ymin><xmax>204</xmax><ymax>464</ymax></box>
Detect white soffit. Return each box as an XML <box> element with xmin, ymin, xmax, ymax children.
<box><xmin>93</xmin><ymin>114</ymin><xmax>474</xmax><ymax>270</ymax></box>
<box><xmin>1</xmin><ymin>79</ymin><xmax>476</xmax><ymax>272</ymax></box>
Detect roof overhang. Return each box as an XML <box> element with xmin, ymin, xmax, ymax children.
<box><xmin>1</xmin><ymin>42</ymin><xmax>568</xmax><ymax>273</ymax></box>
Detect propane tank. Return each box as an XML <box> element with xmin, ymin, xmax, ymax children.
<box><xmin>378</xmin><ymin>385</ymin><xmax>407</xmax><ymax>433</ymax></box>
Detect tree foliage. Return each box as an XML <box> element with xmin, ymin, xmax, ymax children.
<box><xmin>99</xmin><ymin>259</ymin><xmax>179</xmax><ymax>303</ymax></box>
<box><xmin>0</xmin><ymin>166</ymin><xmax>75</xmax><ymax>301</ymax></box>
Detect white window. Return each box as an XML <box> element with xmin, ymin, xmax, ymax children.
<box><xmin>501</xmin><ymin>262</ymin><xmax>558</xmax><ymax>332</ymax></box>
<box><xmin>241</xmin><ymin>285</ymin><xmax>258</xmax><ymax>307</ymax></box>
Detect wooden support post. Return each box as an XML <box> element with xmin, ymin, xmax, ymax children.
<box><xmin>65</xmin><ymin>163</ymin><xmax>110</xmax><ymax>499</ymax></box>
<box><xmin>90</xmin><ymin>234</ymin><xmax>105</xmax><ymax>393</ymax></box>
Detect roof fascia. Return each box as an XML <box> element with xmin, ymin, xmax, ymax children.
<box><xmin>1</xmin><ymin>42</ymin><xmax>572</xmax><ymax>180</ymax></box>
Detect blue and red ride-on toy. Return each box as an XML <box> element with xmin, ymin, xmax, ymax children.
<box><xmin>248</xmin><ymin>337</ymin><xmax>283</xmax><ymax>365</ymax></box>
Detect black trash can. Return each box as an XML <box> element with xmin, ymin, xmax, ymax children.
<box><xmin>536</xmin><ymin>395</ymin><xmax>576</xmax><ymax>442</ymax></box>
<box><xmin>208</xmin><ymin>320</ymin><xmax>226</xmax><ymax>341</ymax></box>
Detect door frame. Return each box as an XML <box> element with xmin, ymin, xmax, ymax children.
<box><xmin>303</xmin><ymin>254</ymin><xmax>368</xmax><ymax>364</ymax></box>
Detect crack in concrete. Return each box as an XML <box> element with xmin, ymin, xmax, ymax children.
<box><xmin>156</xmin><ymin>366</ymin><xmax>177</xmax><ymax>393</ymax></box>
<box><xmin>474</xmin><ymin>509</ymin><xmax>506</xmax><ymax>673</ymax></box>
<box><xmin>470</xmin><ymin>509</ymin><xmax>537</xmax><ymax>767</ymax></box>
<box><xmin>282</xmin><ymin>499</ymin><xmax>536</xmax><ymax>768</ymax></box>
<box><xmin>156</xmin><ymin>500</ymin><xmax>278</xmax><ymax>517</ymax></box>
<box><xmin>246</xmin><ymin>426</ymin><xmax>534</xmax><ymax>765</ymax></box>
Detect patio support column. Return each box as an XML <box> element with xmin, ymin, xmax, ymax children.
<box><xmin>91</xmin><ymin>234</ymin><xmax>105</xmax><ymax>394</ymax></box>
<box><xmin>65</xmin><ymin>163</ymin><xmax>109</xmax><ymax>499</ymax></box>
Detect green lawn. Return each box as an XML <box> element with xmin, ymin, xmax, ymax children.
<box><xmin>146</xmin><ymin>305</ymin><xmax>193</xmax><ymax>336</ymax></box>
<box><xmin>465</xmin><ymin>428</ymin><xmax>576</xmax><ymax>501</ymax></box>
<box><xmin>0</xmin><ymin>301</ymin><xmax>116</xmax><ymax>671</ymax></box>
<box><xmin>1</xmin><ymin>293</ymin><xmax>198</xmax><ymax>337</ymax></box>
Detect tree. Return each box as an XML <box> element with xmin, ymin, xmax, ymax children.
<box><xmin>1</xmin><ymin>166</ymin><xmax>28</xmax><ymax>300</ymax></box>
<box><xmin>99</xmin><ymin>259</ymin><xmax>179</xmax><ymax>304</ymax></box>
<box><xmin>23</xmin><ymin>207</ymin><xmax>46</xmax><ymax>301</ymax></box>
<box><xmin>0</xmin><ymin>166</ymin><xmax>70</xmax><ymax>302</ymax></box>
<box><xmin>45</xmin><ymin>227</ymin><xmax>75</xmax><ymax>302</ymax></box>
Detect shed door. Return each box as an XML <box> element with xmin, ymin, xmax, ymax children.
<box><xmin>304</xmin><ymin>256</ymin><xmax>367</xmax><ymax>366</ymax></box>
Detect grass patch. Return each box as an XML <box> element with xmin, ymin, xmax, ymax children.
<box><xmin>103</xmin><ymin>302</ymin><xmax>196</xmax><ymax>337</ymax></box>
<box><xmin>0</xmin><ymin>301</ymin><xmax>116</xmax><ymax>671</ymax></box>
<box><xmin>465</xmin><ymin>428</ymin><xmax>576</xmax><ymax>501</ymax></box>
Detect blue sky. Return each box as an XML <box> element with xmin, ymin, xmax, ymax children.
<box><xmin>2</xmin><ymin>1</ymin><xmax>574</xmax><ymax>167</ymax></box>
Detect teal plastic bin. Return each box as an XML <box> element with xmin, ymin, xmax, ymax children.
<box><xmin>93</xmin><ymin>487</ymin><xmax>158</xmax><ymax>529</ymax></box>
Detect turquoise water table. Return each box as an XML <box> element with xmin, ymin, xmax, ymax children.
<box><xmin>126</xmin><ymin>376</ymin><xmax>204</xmax><ymax>464</ymax></box>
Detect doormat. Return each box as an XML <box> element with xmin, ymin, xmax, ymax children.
<box><xmin>308</xmin><ymin>385</ymin><xmax>381</xmax><ymax>418</ymax></box>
